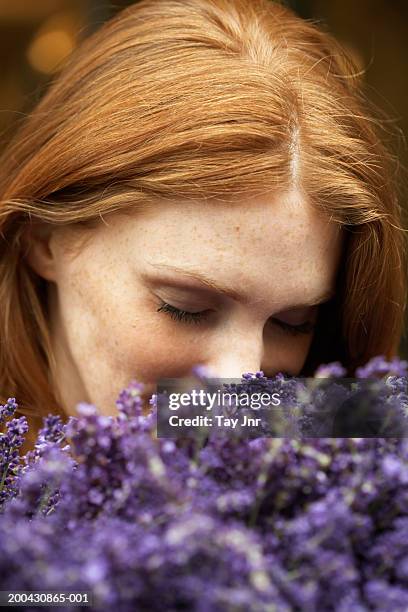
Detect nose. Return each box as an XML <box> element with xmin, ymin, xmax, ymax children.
<box><xmin>204</xmin><ymin>357</ymin><xmax>262</xmax><ymax>379</ymax></box>
<box><xmin>202</xmin><ymin>333</ymin><xmax>264</xmax><ymax>380</ymax></box>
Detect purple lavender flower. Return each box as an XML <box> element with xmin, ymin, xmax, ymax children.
<box><xmin>0</xmin><ymin>356</ymin><xmax>408</xmax><ymax>610</ymax></box>
<box><xmin>314</xmin><ymin>362</ymin><xmax>347</xmax><ymax>378</ymax></box>
<box><xmin>356</xmin><ymin>355</ymin><xmax>408</xmax><ymax>379</ymax></box>
<box><xmin>0</xmin><ymin>397</ymin><xmax>18</xmax><ymax>423</ymax></box>
<box><xmin>115</xmin><ymin>380</ymin><xmax>144</xmax><ymax>418</ymax></box>
<box><xmin>1</xmin><ymin>410</ymin><xmax>28</xmax><ymax>507</ymax></box>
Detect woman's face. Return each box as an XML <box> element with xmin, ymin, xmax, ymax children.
<box><xmin>26</xmin><ymin>188</ymin><xmax>343</xmax><ymax>417</ymax></box>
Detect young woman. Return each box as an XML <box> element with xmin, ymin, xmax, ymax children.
<box><xmin>0</xmin><ymin>0</ymin><xmax>406</xmax><ymax>452</ymax></box>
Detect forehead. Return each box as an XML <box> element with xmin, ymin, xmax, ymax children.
<box><xmin>93</xmin><ymin>188</ymin><xmax>343</xmax><ymax>308</ymax></box>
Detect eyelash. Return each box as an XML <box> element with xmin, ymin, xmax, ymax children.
<box><xmin>156</xmin><ymin>302</ymin><xmax>316</xmax><ymax>336</ymax></box>
<box><xmin>157</xmin><ymin>302</ymin><xmax>210</xmax><ymax>326</ymax></box>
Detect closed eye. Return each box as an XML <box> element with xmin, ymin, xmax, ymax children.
<box><xmin>157</xmin><ymin>302</ymin><xmax>316</xmax><ymax>335</ymax></box>
<box><xmin>271</xmin><ymin>318</ymin><xmax>316</xmax><ymax>336</ymax></box>
<box><xmin>156</xmin><ymin>302</ymin><xmax>211</xmax><ymax>325</ymax></box>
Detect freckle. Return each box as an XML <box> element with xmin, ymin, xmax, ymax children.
<box><xmin>234</xmin><ymin>226</ymin><xmax>240</xmax><ymax>232</ymax></box>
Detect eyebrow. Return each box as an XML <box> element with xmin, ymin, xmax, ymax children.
<box><xmin>144</xmin><ymin>262</ymin><xmax>335</xmax><ymax>309</ymax></box>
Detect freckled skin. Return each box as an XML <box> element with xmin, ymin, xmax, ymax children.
<box><xmin>26</xmin><ymin>188</ymin><xmax>343</xmax><ymax>417</ymax></box>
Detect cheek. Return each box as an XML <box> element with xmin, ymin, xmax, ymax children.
<box><xmin>103</xmin><ymin>304</ymin><xmax>207</xmax><ymax>382</ymax></box>
<box><xmin>58</xmin><ymin>261</ymin><xmax>204</xmax><ymax>386</ymax></box>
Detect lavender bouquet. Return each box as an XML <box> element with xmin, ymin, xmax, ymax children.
<box><xmin>1</xmin><ymin>356</ymin><xmax>408</xmax><ymax>612</ymax></box>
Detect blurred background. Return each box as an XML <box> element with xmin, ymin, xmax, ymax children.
<box><xmin>0</xmin><ymin>0</ymin><xmax>407</xmax><ymax>357</ymax></box>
